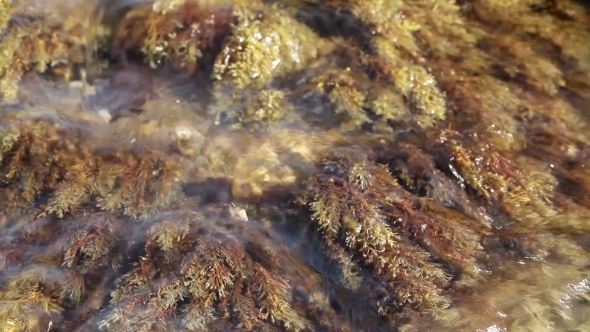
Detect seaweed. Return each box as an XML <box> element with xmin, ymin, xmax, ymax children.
<box><xmin>0</xmin><ymin>0</ymin><xmax>107</xmax><ymax>101</ymax></box>
<box><xmin>0</xmin><ymin>115</ymin><xmax>182</xmax><ymax>220</ymax></box>
<box><xmin>112</xmin><ymin>0</ymin><xmax>233</xmax><ymax>74</ymax></box>
<box><xmin>0</xmin><ymin>0</ymin><xmax>589</xmax><ymax>331</ymax></box>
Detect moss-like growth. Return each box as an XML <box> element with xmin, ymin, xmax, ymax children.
<box><xmin>214</xmin><ymin>6</ymin><xmax>324</xmax><ymax>89</ymax></box>
<box><xmin>304</xmin><ymin>148</ymin><xmax>455</xmax><ymax>321</ymax></box>
<box><xmin>0</xmin><ymin>0</ymin><xmax>589</xmax><ymax>331</ymax></box>
<box><xmin>113</xmin><ymin>0</ymin><xmax>233</xmax><ymax>73</ymax></box>
<box><xmin>0</xmin><ymin>0</ymin><xmax>106</xmax><ymax>101</ymax></box>
<box><xmin>0</xmin><ymin>114</ymin><xmax>182</xmax><ymax>219</ymax></box>
<box><xmin>313</xmin><ymin>69</ymin><xmax>372</xmax><ymax>131</ymax></box>
<box><xmin>99</xmin><ymin>205</ymin><xmax>314</xmax><ymax>332</ymax></box>
<box><xmin>212</xmin><ymin>4</ymin><xmax>330</xmax><ymax>89</ymax></box>
<box><xmin>208</xmin><ymin>86</ymin><xmax>289</xmax><ymax>129</ymax></box>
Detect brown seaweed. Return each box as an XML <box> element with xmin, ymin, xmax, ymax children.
<box><xmin>0</xmin><ymin>0</ymin><xmax>589</xmax><ymax>331</ymax></box>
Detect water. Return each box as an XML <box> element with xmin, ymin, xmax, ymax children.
<box><xmin>0</xmin><ymin>0</ymin><xmax>589</xmax><ymax>331</ymax></box>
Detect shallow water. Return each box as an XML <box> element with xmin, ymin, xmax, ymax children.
<box><xmin>0</xmin><ymin>0</ymin><xmax>590</xmax><ymax>331</ymax></box>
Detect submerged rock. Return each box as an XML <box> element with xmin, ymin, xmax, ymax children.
<box><xmin>0</xmin><ymin>0</ymin><xmax>589</xmax><ymax>331</ymax></box>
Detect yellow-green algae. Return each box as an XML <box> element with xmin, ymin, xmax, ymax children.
<box><xmin>0</xmin><ymin>0</ymin><xmax>589</xmax><ymax>331</ymax></box>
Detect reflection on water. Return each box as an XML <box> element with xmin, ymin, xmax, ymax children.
<box><xmin>0</xmin><ymin>0</ymin><xmax>590</xmax><ymax>331</ymax></box>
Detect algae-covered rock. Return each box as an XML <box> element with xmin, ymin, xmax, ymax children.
<box><xmin>0</xmin><ymin>0</ymin><xmax>108</xmax><ymax>101</ymax></box>
<box><xmin>0</xmin><ymin>0</ymin><xmax>589</xmax><ymax>331</ymax></box>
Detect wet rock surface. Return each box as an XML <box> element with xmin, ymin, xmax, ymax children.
<box><xmin>0</xmin><ymin>0</ymin><xmax>589</xmax><ymax>331</ymax></box>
